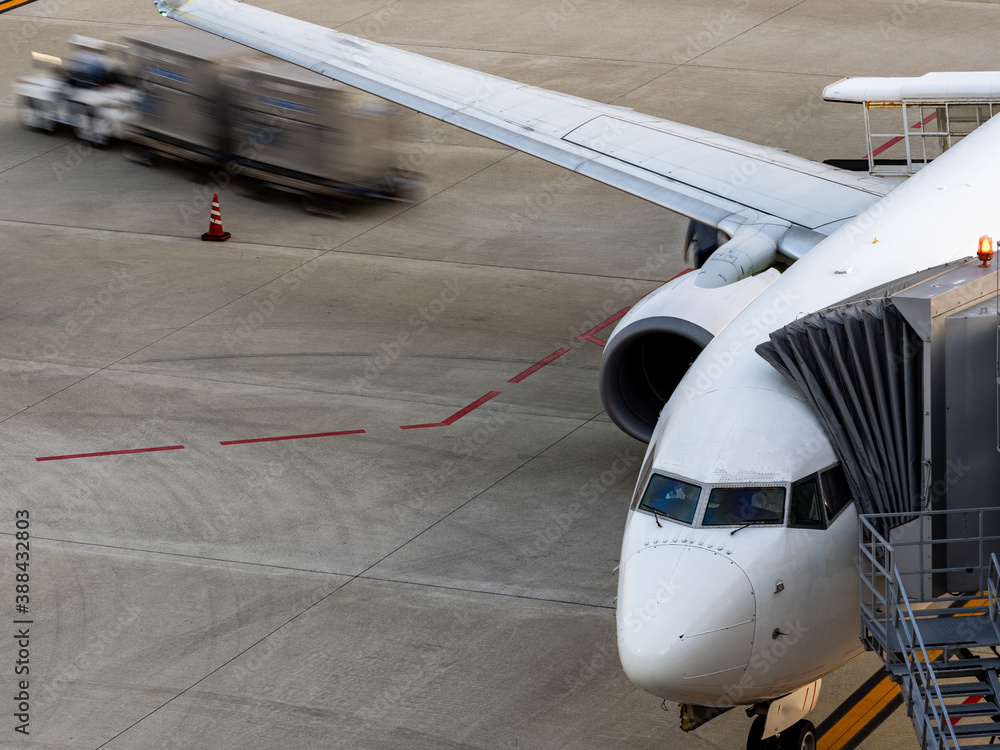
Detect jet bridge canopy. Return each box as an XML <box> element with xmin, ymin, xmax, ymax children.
<box><xmin>756</xmin><ymin>259</ymin><xmax>1000</xmax><ymax>537</ymax></box>
<box><xmin>756</xmin><ymin>291</ymin><xmax>924</xmax><ymax>534</ymax></box>
<box><xmin>823</xmin><ymin>72</ymin><xmax>1000</xmax><ymax>176</ymax></box>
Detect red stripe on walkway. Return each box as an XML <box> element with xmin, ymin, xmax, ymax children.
<box><xmin>577</xmin><ymin>308</ymin><xmax>629</xmax><ymax>347</ymax></box>
<box><xmin>220</xmin><ymin>429</ymin><xmax>366</xmax><ymax>446</ymax></box>
<box><xmin>401</xmin><ymin>391</ymin><xmax>502</xmax><ymax>430</ymax></box>
<box><xmin>36</xmin><ymin>445</ymin><xmax>185</xmax><ymax>461</ymax></box>
<box><xmin>870</xmin><ymin>111</ymin><xmax>938</xmax><ymax>158</ymax></box>
<box><xmin>508</xmin><ymin>347</ymin><xmax>571</xmax><ymax>383</ymax></box>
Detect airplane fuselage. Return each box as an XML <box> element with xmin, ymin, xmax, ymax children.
<box><xmin>614</xmin><ymin>108</ymin><xmax>1000</xmax><ymax>705</ymax></box>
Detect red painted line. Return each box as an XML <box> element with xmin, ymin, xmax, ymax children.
<box><xmin>949</xmin><ymin>694</ymin><xmax>984</xmax><ymax>726</ymax></box>
<box><xmin>508</xmin><ymin>347</ymin><xmax>571</xmax><ymax>383</ymax></box>
<box><xmin>220</xmin><ymin>429</ymin><xmax>366</xmax><ymax>446</ymax></box>
<box><xmin>36</xmin><ymin>445</ymin><xmax>185</xmax><ymax>462</ymax></box>
<box><xmin>400</xmin><ymin>391</ymin><xmax>502</xmax><ymax>430</ymax></box>
<box><xmin>574</xmin><ymin>270</ymin><xmax>693</xmax><ymax>349</ymax></box>
<box><xmin>870</xmin><ymin>111</ymin><xmax>938</xmax><ymax>158</ymax></box>
<box><xmin>577</xmin><ymin>307</ymin><xmax>629</xmax><ymax>348</ymax></box>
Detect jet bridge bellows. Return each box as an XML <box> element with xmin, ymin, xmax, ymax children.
<box><xmin>756</xmin><ymin>286</ymin><xmax>924</xmax><ymax>533</ymax></box>
<box><xmin>758</xmin><ymin>259</ymin><xmax>1000</xmax><ymax>556</ymax></box>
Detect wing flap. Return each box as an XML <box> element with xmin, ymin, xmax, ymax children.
<box><xmin>563</xmin><ymin>116</ymin><xmax>885</xmax><ymax>228</ymax></box>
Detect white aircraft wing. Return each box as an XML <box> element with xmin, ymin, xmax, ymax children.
<box><xmin>153</xmin><ymin>0</ymin><xmax>896</xmax><ymax>260</ymax></box>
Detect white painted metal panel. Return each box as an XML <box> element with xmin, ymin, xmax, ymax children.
<box><xmin>564</xmin><ymin>117</ymin><xmax>881</xmax><ymax>228</ymax></box>
<box><xmin>825</xmin><ymin>72</ymin><xmax>1000</xmax><ymax>103</ymax></box>
<box><xmin>154</xmin><ymin>0</ymin><xmax>897</xmax><ymax>235</ymax></box>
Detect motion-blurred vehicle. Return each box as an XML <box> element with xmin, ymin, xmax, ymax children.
<box><xmin>13</xmin><ymin>29</ymin><xmax>414</xmax><ymax>209</ymax></box>
<box><xmin>121</xmin><ymin>28</ymin><xmax>413</xmax><ymax>207</ymax></box>
<box><xmin>13</xmin><ymin>35</ymin><xmax>135</xmax><ymax>146</ymax></box>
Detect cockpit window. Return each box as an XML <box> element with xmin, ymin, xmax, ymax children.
<box><xmin>820</xmin><ymin>464</ymin><xmax>853</xmax><ymax>522</ymax></box>
<box><xmin>638</xmin><ymin>474</ymin><xmax>701</xmax><ymax>524</ymax></box>
<box><xmin>790</xmin><ymin>477</ymin><xmax>824</xmax><ymax>528</ymax></box>
<box><xmin>630</xmin><ymin>442</ymin><xmax>657</xmax><ymax>510</ymax></box>
<box><xmin>703</xmin><ymin>487</ymin><xmax>785</xmax><ymax>526</ymax></box>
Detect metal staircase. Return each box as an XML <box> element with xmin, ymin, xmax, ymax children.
<box><xmin>860</xmin><ymin>510</ymin><xmax>1000</xmax><ymax>749</ymax></box>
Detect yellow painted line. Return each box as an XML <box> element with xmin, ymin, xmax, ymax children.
<box><xmin>820</xmin><ymin>597</ymin><xmax>988</xmax><ymax>750</ymax></box>
<box><xmin>0</xmin><ymin>0</ymin><xmax>38</xmax><ymax>12</ymax></box>
<box><xmin>818</xmin><ymin>673</ymin><xmax>901</xmax><ymax>750</ymax></box>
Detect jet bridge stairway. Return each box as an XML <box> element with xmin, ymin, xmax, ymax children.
<box><xmin>860</xmin><ymin>510</ymin><xmax>1000</xmax><ymax>749</ymax></box>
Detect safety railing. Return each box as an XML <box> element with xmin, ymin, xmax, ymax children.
<box><xmin>861</xmin><ymin>509</ymin><xmax>1000</xmax><ymax>615</ymax></box>
<box><xmin>859</xmin><ymin>513</ymin><xmax>894</xmax><ymax>662</ymax></box>
<box><xmin>858</xmin><ymin>510</ymin><xmax>1000</xmax><ymax>749</ymax></box>
<box><xmin>891</xmin><ymin>560</ymin><xmax>960</xmax><ymax>750</ymax></box>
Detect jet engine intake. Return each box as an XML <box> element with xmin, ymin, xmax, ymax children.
<box><xmin>600</xmin><ymin>316</ymin><xmax>711</xmax><ymax>442</ymax></box>
<box><xmin>600</xmin><ymin>268</ymin><xmax>781</xmax><ymax>443</ymax></box>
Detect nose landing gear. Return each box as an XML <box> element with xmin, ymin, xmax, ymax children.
<box><xmin>747</xmin><ymin>717</ymin><xmax>816</xmax><ymax>750</ymax></box>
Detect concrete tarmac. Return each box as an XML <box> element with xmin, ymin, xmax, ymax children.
<box><xmin>2</xmin><ymin>0</ymin><xmax>993</xmax><ymax>747</ymax></box>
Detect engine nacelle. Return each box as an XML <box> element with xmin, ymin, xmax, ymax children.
<box><xmin>600</xmin><ymin>268</ymin><xmax>781</xmax><ymax>442</ymax></box>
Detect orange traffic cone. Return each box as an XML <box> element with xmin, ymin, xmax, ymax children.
<box><xmin>201</xmin><ymin>193</ymin><xmax>231</xmax><ymax>242</ymax></box>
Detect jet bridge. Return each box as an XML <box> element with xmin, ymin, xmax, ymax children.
<box><xmin>759</xmin><ymin>258</ymin><xmax>1000</xmax><ymax>748</ymax></box>
<box><xmin>758</xmin><ymin>258</ymin><xmax>1000</xmax><ymax>590</ymax></box>
<box><xmin>823</xmin><ymin>72</ymin><xmax>1000</xmax><ymax>176</ymax></box>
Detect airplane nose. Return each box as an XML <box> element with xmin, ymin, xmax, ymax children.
<box><xmin>617</xmin><ymin>544</ymin><xmax>756</xmax><ymax>704</ymax></box>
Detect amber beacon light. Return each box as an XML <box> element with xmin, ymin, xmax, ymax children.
<box><xmin>978</xmin><ymin>235</ymin><xmax>994</xmax><ymax>267</ymax></box>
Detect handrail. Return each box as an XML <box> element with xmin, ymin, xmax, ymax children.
<box><xmin>891</xmin><ymin>561</ymin><xmax>960</xmax><ymax>750</ymax></box>
<box><xmin>860</xmin><ymin>508</ymin><xmax>1000</xmax><ymax>604</ymax></box>
<box><xmin>858</xmin><ymin>511</ymin><xmax>984</xmax><ymax>749</ymax></box>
